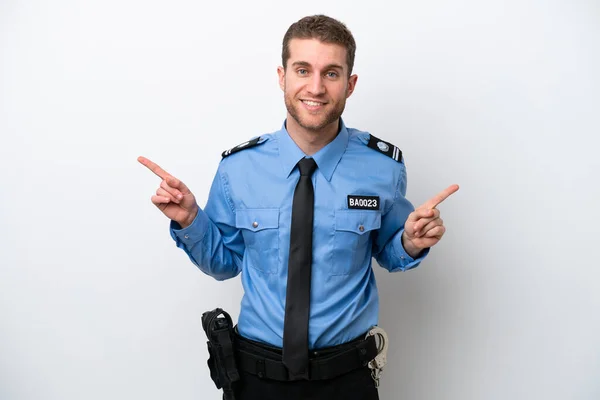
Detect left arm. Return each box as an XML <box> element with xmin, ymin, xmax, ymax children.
<box><xmin>372</xmin><ymin>168</ymin><xmax>428</xmax><ymax>272</ymax></box>
<box><xmin>373</xmin><ymin>170</ymin><xmax>459</xmax><ymax>271</ymax></box>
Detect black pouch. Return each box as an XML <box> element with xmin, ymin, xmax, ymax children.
<box><xmin>201</xmin><ymin>308</ymin><xmax>240</xmax><ymax>400</ymax></box>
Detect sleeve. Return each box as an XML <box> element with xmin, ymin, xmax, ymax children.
<box><xmin>169</xmin><ymin>162</ymin><xmax>244</xmax><ymax>280</ymax></box>
<box><xmin>372</xmin><ymin>163</ymin><xmax>429</xmax><ymax>272</ymax></box>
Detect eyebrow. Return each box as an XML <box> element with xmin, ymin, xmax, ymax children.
<box><xmin>291</xmin><ymin>61</ymin><xmax>344</xmax><ymax>71</ymax></box>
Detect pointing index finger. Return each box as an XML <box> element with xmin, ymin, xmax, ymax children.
<box><xmin>421</xmin><ymin>184</ymin><xmax>460</xmax><ymax>209</ymax></box>
<box><xmin>137</xmin><ymin>156</ymin><xmax>171</xmax><ymax>180</ymax></box>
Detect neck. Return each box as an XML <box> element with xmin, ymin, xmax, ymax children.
<box><xmin>285</xmin><ymin>116</ymin><xmax>340</xmax><ymax>156</ymax></box>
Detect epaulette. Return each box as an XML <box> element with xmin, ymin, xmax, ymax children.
<box><xmin>366</xmin><ymin>134</ymin><xmax>403</xmax><ymax>163</ymax></box>
<box><xmin>221</xmin><ymin>137</ymin><xmax>263</xmax><ymax>158</ymax></box>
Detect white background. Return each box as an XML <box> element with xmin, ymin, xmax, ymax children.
<box><xmin>1</xmin><ymin>0</ymin><xmax>599</xmax><ymax>399</ymax></box>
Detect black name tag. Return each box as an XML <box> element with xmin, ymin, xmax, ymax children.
<box><xmin>347</xmin><ymin>195</ymin><xmax>380</xmax><ymax>210</ymax></box>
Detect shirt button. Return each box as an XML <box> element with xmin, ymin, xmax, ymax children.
<box><xmin>358</xmin><ymin>225</ymin><xmax>365</xmax><ymax>232</ymax></box>
<box><xmin>252</xmin><ymin>221</ymin><xmax>259</xmax><ymax>228</ymax></box>
<box><xmin>184</xmin><ymin>234</ymin><xmax>189</xmax><ymax>239</ymax></box>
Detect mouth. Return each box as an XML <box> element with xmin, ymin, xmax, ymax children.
<box><xmin>300</xmin><ymin>99</ymin><xmax>327</xmax><ymax>111</ymax></box>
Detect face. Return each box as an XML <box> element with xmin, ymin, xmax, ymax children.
<box><xmin>278</xmin><ymin>38</ymin><xmax>357</xmax><ymax>133</ymax></box>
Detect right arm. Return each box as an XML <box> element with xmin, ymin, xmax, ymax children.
<box><xmin>138</xmin><ymin>157</ymin><xmax>243</xmax><ymax>280</ymax></box>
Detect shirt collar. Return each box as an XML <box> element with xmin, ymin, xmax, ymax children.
<box><xmin>276</xmin><ymin>118</ymin><xmax>349</xmax><ymax>182</ymax></box>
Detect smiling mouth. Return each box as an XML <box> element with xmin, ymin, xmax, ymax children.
<box><xmin>302</xmin><ymin>100</ymin><xmax>326</xmax><ymax>107</ymax></box>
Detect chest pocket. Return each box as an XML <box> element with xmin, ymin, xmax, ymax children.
<box><xmin>332</xmin><ymin>210</ymin><xmax>381</xmax><ymax>275</ymax></box>
<box><xmin>235</xmin><ymin>208</ymin><xmax>280</xmax><ymax>274</ymax></box>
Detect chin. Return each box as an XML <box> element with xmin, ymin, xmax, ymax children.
<box><xmin>298</xmin><ymin>118</ymin><xmax>330</xmax><ymax>132</ymax></box>
<box><xmin>285</xmin><ymin>99</ymin><xmax>342</xmax><ymax>132</ymax></box>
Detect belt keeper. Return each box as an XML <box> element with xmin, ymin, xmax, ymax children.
<box><xmin>357</xmin><ymin>341</ymin><xmax>369</xmax><ymax>366</ymax></box>
<box><xmin>256</xmin><ymin>359</ymin><xmax>266</xmax><ymax>379</ymax></box>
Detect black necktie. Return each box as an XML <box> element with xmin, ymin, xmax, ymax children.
<box><xmin>282</xmin><ymin>157</ymin><xmax>318</xmax><ymax>380</ymax></box>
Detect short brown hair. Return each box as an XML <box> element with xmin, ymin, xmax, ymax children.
<box><xmin>282</xmin><ymin>15</ymin><xmax>356</xmax><ymax>76</ymax></box>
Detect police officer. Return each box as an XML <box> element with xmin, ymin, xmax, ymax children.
<box><xmin>139</xmin><ymin>15</ymin><xmax>458</xmax><ymax>400</ymax></box>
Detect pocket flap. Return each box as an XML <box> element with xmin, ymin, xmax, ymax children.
<box><xmin>235</xmin><ymin>208</ymin><xmax>279</xmax><ymax>232</ymax></box>
<box><xmin>335</xmin><ymin>210</ymin><xmax>381</xmax><ymax>235</ymax></box>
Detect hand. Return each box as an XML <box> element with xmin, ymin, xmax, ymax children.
<box><xmin>138</xmin><ymin>156</ymin><xmax>199</xmax><ymax>228</ymax></box>
<box><xmin>402</xmin><ymin>184</ymin><xmax>459</xmax><ymax>257</ymax></box>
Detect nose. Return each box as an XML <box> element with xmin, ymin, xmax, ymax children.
<box><xmin>307</xmin><ymin>74</ymin><xmax>325</xmax><ymax>96</ymax></box>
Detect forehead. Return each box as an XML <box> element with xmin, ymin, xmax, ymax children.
<box><xmin>287</xmin><ymin>38</ymin><xmax>348</xmax><ymax>71</ymax></box>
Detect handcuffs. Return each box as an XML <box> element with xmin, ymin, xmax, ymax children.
<box><xmin>365</xmin><ymin>326</ymin><xmax>389</xmax><ymax>387</ymax></box>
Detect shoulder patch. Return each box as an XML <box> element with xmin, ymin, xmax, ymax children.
<box><xmin>366</xmin><ymin>134</ymin><xmax>403</xmax><ymax>162</ymax></box>
<box><xmin>221</xmin><ymin>137</ymin><xmax>262</xmax><ymax>158</ymax></box>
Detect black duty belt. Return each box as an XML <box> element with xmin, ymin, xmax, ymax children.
<box><xmin>234</xmin><ymin>331</ymin><xmax>378</xmax><ymax>381</ymax></box>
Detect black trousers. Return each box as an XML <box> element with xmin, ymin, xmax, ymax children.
<box><xmin>232</xmin><ymin>334</ymin><xmax>379</xmax><ymax>400</ymax></box>
<box><xmin>233</xmin><ymin>365</ymin><xmax>379</xmax><ymax>400</ymax></box>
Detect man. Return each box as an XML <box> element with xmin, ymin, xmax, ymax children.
<box><xmin>139</xmin><ymin>15</ymin><xmax>458</xmax><ymax>400</ymax></box>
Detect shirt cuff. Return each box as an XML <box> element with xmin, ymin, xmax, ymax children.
<box><xmin>169</xmin><ymin>210</ymin><xmax>211</xmax><ymax>247</ymax></box>
<box><xmin>391</xmin><ymin>229</ymin><xmax>430</xmax><ymax>270</ymax></box>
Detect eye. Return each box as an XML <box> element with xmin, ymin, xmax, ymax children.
<box><xmin>297</xmin><ymin>68</ymin><xmax>308</xmax><ymax>76</ymax></box>
<box><xmin>326</xmin><ymin>71</ymin><xmax>339</xmax><ymax>79</ymax></box>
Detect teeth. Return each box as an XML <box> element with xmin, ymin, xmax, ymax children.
<box><xmin>303</xmin><ymin>100</ymin><xmax>322</xmax><ymax>106</ymax></box>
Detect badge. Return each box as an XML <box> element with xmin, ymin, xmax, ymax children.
<box><xmin>347</xmin><ymin>195</ymin><xmax>380</xmax><ymax>210</ymax></box>
<box><xmin>377</xmin><ymin>141</ymin><xmax>389</xmax><ymax>152</ymax></box>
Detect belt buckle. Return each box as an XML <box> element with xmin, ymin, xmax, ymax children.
<box><xmin>365</xmin><ymin>326</ymin><xmax>389</xmax><ymax>387</ymax></box>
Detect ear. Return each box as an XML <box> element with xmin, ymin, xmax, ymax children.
<box><xmin>277</xmin><ymin>66</ymin><xmax>286</xmax><ymax>91</ymax></box>
<box><xmin>346</xmin><ymin>74</ymin><xmax>358</xmax><ymax>98</ymax></box>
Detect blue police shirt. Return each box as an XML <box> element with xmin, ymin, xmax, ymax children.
<box><xmin>170</xmin><ymin>119</ymin><xmax>428</xmax><ymax>349</ymax></box>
